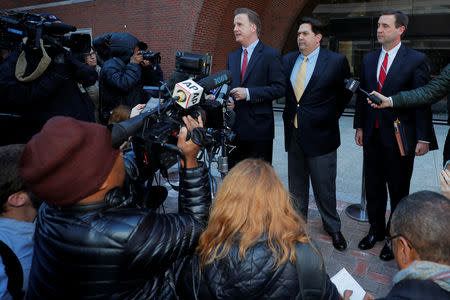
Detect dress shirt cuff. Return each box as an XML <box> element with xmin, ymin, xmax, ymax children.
<box><xmin>418</xmin><ymin>140</ymin><xmax>430</xmax><ymax>144</ymax></box>
<box><xmin>246</xmin><ymin>88</ymin><xmax>250</xmax><ymax>101</ymax></box>
<box><xmin>388</xmin><ymin>97</ymin><xmax>393</xmax><ymax>107</ymax></box>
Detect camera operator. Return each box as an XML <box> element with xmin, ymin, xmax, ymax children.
<box><xmin>19</xmin><ymin>114</ymin><xmax>211</xmax><ymax>299</ymax></box>
<box><xmin>0</xmin><ymin>14</ymin><xmax>97</xmax><ymax>146</ymax></box>
<box><xmin>95</xmin><ymin>33</ymin><xmax>163</xmax><ymax>124</ymax></box>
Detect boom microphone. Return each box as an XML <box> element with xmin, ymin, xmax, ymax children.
<box><xmin>43</xmin><ymin>21</ymin><xmax>76</xmax><ymax>34</ymax></box>
<box><xmin>197</xmin><ymin>70</ymin><xmax>232</xmax><ymax>92</ymax></box>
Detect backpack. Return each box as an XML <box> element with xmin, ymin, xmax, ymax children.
<box><xmin>0</xmin><ymin>241</ymin><xmax>25</xmax><ymax>300</ymax></box>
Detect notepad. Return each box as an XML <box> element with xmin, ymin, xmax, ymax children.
<box><xmin>331</xmin><ymin>267</ymin><xmax>366</xmax><ymax>300</ymax></box>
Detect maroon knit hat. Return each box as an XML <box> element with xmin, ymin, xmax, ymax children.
<box><xmin>19</xmin><ymin>116</ymin><xmax>120</xmax><ymax>206</ymax></box>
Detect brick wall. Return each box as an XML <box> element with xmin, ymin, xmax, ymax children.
<box><xmin>1</xmin><ymin>0</ymin><xmax>304</xmax><ymax>76</ymax></box>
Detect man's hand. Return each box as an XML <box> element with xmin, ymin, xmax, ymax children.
<box><xmin>130</xmin><ymin>52</ymin><xmax>143</xmax><ymax>64</ymax></box>
<box><xmin>355</xmin><ymin>128</ymin><xmax>364</xmax><ymax>146</ymax></box>
<box><xmin>440</xmin><ymin>169</ymin><xmax>450</xmax><ymax>199</ymax></box>
<box><xmin>227</xmin><ymin>97</ymin><xmax>235</xmax><ymax>110</ymax></box>
<box><xmin>130</xmin><ymin>104</ymin><xmax>146</xmax><ymax>118</ymax></box>
<box><xmin>205</xmin><ymin>94</ymin><xmax>216</xmax><ymax>101</ymax></box>
<box><xmin>342</xmin><ymin>290</ymin><xmax>374</xmax><ymax>300</ymax></box>
<box><xmin>368</xmin><ymin>91</ymin><xmax>393</xmax><ymax>109</ymax></box>
<box><xmin>230</xmin><ymin>87</ymin><xmax>247</xmax><ymax>101</ymax></box>
<box><xmin>177</xmin><ymin>115</ymin><xmax>203</xmax><ymax>168</ymax></box>
<box><xmin>415</xmin><ymin>142</ymin><xmax>429</xmax><ymax>156</ymax></box>
<box><xmin>140</xmin><ymin>60</ymin><xmax>151</xmax><ymax>67</ymax></box>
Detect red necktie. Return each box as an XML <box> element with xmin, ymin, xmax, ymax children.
<box><xmin>375</xmin><ymin>52</ymin><xmax>388</xmax><ymax>128</ymax></box>
<box><xmin>378</xmin><ymin>52</ymin><xmax>388</xmax><ymax>92</ymax></box>
<box><xmin>241</xmin><ymin>49</ymin><xmax>248</xmax><ymax>82</ymax></box>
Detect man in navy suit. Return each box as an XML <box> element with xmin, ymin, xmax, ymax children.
<box><xmin>283</xmin><ymin>17</ymin><xmax>352</xmax><ymax>251</ymax></box>
<box><xmin>226</xmin><ymin>8</ymin><xmax>285</xmax><ymax>167</ymax></box>
<box><xmin>354</xmin><ymin>10</ymin><xmax>436</xmax><ymax>260</ymax></box>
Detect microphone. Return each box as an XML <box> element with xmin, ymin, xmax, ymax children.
<box><xmin>344</xmin><ymin>78</ymin><xmax>381</xmax><ymax>105</ymax></box>
<box><xmin>43</xmin><ymin>21</ymin><xmax>76</xmax><ymax>34</ymax></box>
<box><xmin>172</xmin><ymin>79</ymin><xmax>204</xmax><ymax>109</ymax></box>
<box><xmin>197</xmin><ymin>70</ymin><xmax>232</xmax><ymax>91</ymax></box>
<box><xmin>172</xmin><ymin>70</ymin><xmax>233</xmax><ymax>109</ymax></box>
<box><xmin>216</xmin><ymin>83</ymin><xmax>229</xmax><ymax>105</ymax></box>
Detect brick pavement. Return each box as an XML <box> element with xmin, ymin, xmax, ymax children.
<box><xmin>307</xmin><ymin>200</ymin><xmax>397</xmax><ymax>298</ymax></box>
<box><xmin>156</xmin><ymin>168</ymin><xmax>397</xmax><ymax>299</ymax></box>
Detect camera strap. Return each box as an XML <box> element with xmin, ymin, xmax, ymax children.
<box><xmin>15</xmin><ymin>38</ymin><xmax>52</xmax><ymax>82</ymax></box>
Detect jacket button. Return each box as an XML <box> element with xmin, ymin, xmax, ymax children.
<box><xmin>297</xmin><ymin>104</ymin><xmax>300</xmax><ymax>107</ymax></box>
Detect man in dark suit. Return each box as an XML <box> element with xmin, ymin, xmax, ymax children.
<box><xmin>283</xmin><ymin>17</ymin><xmax>352</xmax><ymax>251</ymax></box>
<box><xmin>354</xmin><ymin>10</ymin><xmax>436</xmax><ymax>261</ymax></box>
<box><xmin>226</xmin><ymin>8</ymin><xmax>285</xmax><ymax>167</ymax></box>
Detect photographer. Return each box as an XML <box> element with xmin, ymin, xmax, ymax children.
<box><xmin>20</xmin><ymin>115</ymin><xmax>211</xmax><ymax>299</ymax></box>
<box><xmin>0</xmin><ymin>14</ymin><xmax>97</xmax><ymax>146</ymax></box>
<box><xmin>95</xmin><ymin>33</ymin><xmax>163</xmax><ymax>124</ymax></box>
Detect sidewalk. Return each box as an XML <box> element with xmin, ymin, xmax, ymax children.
<box><xmin>157</xmin><ymin>110</ymin><xmax>448</xmax><ymax>298</ymax></box>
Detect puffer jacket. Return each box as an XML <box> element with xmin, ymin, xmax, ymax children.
<box><xmin>392</xmin><ymin>63</ymin><xmax>450</xmax><ymax>108</ymax></box>
<box><xmin>177</xmin><ymin>238</ymin><xmax>339</xmax><ymax>299</ymax></box>
<box><xmin>26</xmin><ymin>162</ymin><xmax>211</xmax><ymax>300</ymax></box>
<box><xmin>97</xmin><ymin>33</ymin><xmax>159</xmax><ymax>123</ymax></box>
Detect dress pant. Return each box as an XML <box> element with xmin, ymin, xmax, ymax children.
<box><xmin>228</xmin><ymin>138</ymin><xmax>273</xmax><ymax>169</ymax></box>
<box><xmin>363</xmin><ymin>129</ymin><xmax>414</xmax><ymax>236</ymax></box>
<box><xmin>287</xmin><ymin>132</ymin><xmax>341</xmax><ymax>233</ymax></box>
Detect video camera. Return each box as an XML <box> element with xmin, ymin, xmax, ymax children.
<box><xmin>109</xmin><ymin>70</ymin><xmax>234</xmax><ymax>180</ymax></box>
<box><xmin>0</xmin><ymin>11</ymin><xmax>91</xmax><ymax>54</ymax></box>
<box><xmin>141</xmin><ymin>50</ymin><xmax>161</xmax><ymax>64</ymax></box>
<box><xmin>175</xmin><ymin>51</ymin><xmax>211</xmax><ymax>76</ymax></box>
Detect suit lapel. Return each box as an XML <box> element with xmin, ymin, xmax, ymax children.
<box><xmin>242</xmin><ymin>41</ymin><xmax>263</xmax><ymax>84</ymax></box>
<box><xmin>368</xmin><ymin>49</ymin><xmax>381</xmax><ymax>92</ymax></box>
<box><xmin>302</xmin><ymin>48</ymin><xmax>328</xmax><ymax>96</ymax></box>
<box><xmin>230</xmin><ymin>48</ymin><xmax>243</xmax><ymax>86</ymax></box>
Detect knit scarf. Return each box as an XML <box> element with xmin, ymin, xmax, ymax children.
<box><xmin>393</xmin><ymin>260</ymin><xmax>450</xmax><ymax>292</ymax></box>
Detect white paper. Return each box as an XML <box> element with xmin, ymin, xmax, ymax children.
<box><xmin>331</xmin><ymin>267</ymin><xmax>366</xmax><ymax>300</ymax></box>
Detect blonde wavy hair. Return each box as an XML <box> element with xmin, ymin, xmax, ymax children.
<box><xmin>197</xmin><ymin>159</ymin><xmax>309</xmax><ymax>269</ymax></box>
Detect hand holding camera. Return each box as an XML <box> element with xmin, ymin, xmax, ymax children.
<box><xmin>178</xmin><ymin>115</ymin><xmax>203</xmax><ymax>168</ymax></box>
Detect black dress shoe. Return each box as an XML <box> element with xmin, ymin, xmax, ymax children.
<box><xmin>358</xmin><ymin>233</ymin><xmax>384</xmax><ymax>250</ymax></box>
<box><xmin>329</xmin><ymin>231</ymin><xmax>347</xmax><ymax>251</ymax></box>
<box><xmin>379</xmin><ymin>243</ymin><xmax>395</xmax><ymax>261</ymax></box>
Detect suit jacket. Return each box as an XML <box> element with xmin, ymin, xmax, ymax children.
<box><xmin>227</xmin><ymin>41</ymin><xmax>285</xmax><ymax>141</ymax></box>
<box><xmin>354</xmin><ymin>45</ymin><xmax>437</xmax><ymax>151</ymax></box>
<box><xmin>282</xmin><ymin>48</ymin><xmax>352</xmax><ymax>157</ymax></box>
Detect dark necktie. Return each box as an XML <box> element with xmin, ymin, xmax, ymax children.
<box><xmin>241</xmin><ymin>49</ymin><xmax>248</xmax><ymax>82</ymax></box>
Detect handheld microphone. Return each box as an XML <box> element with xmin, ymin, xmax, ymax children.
<box><xmin>344</xmin><ymin>78</ymin><xmax>381</xmax><ymax>105</ymax></box>
<box><xmin>171</xmin><ymin>70</ymin><xmax>233</xmax><ymax>109</ymax></box>
<box><xmin>216</xmin><ymin>83</ymin><xmax>230</xmax><ymax>105</ymax></box>
<box><xmin>172</xmin><ymin>79</ymin><xmax>204</xmax><ymax>109</ymax></box>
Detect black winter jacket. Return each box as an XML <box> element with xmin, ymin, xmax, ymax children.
<box><xmin>177</xmin><ymin>238</ymin><xmax>339</xmax><ymax>299</ymax></box>
<box><xmin>26</xmin><ymin>162</ymin><xmax>211</xmax><ymax>300</ymax></box>
<box><xmin>378</xmin><ymin>279</ymin><xmax>450</xmax><ymax>300</ymax></box>
<box><xmin>97</xmin><ymin>33</ymin><xmax>161</xmax><ymax>123</ymax></box>
<box><xmin>0</xmin><ymin>50</ymin><xmax>96</xmax><ymax>145</ymax></box>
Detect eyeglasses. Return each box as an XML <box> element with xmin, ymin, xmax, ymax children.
<box><xmin>386</xmin><ymin>233</ymin><xmax>415</xmax><ymax>249</ymax></box>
